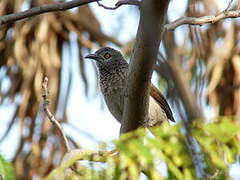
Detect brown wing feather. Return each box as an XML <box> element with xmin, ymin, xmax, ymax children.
<box><xmin>150</xmin><ymin>84</ymin><xmax>175</xmax><ymax>122</ymax></box>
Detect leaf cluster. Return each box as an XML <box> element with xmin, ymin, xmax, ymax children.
<box><xmin>0</xmin><ymin>155</ymin><xmax>15</xmax><ymax>180</ymax></box>
<box><xmin>45</xmin><ymin>118</ymin><xmax>240</xmax><ymax>180</ymax></box>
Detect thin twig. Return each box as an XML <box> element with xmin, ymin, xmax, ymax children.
<box><xmin>165</xmin><ymin>9</ymin><xmax>240</xmax><ymax>31</ymax></box>
<box><xmin>0</xmin><ymin>0</ymin><xmax>98</xmax><ymax>26</ymax></box>
<box><xmin>42</xmin><ymin>77</ymin><xmax>70</xmax><ymax>152</ymax></box>
<box><xmin>206</xmin><ymin>170</ymin><xmax>221</xmax><ymax>180</ymax></box>
<box><xmin>115</xmin><ymin>0</ymin><xmax>140</xmax><ymax>7</ymax></box>
<box><xmin>97</xmin><ymin>0</ymin><xmax>140</xmax><ymax>10</ymax></box>
<box><xmin>224</xmin><ymin>0</ymin><xmax>234</xmax><ymax>12</ymax></box>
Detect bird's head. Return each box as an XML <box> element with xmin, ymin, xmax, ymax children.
<box><xmin>85</xmin><ymin>47</ymin><xmax>125</xmax><ymax>68</ymax></box>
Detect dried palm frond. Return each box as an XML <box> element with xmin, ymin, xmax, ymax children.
<box><xmin>0</xmin><ymin>0</ymin><xmax>121</xmax><ymax>179</ymax></box>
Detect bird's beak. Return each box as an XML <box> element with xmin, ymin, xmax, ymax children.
<box><xmin>85</xmin><ymin>53</ymin><xmax>99</xmax><ymax>60</ymax></box>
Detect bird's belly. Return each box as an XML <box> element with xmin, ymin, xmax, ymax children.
<box><xmin>146</xmin><ymin>97</ymin><xmax>168</xmax><ymax>126</ymax></box>
<box><xmin>102</xmin><ymin>88</ymin><xmax>124</xmax><ymax>124</ymax></box>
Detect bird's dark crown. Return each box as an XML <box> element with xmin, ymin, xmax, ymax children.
<box><xmin>87</xmin><ymin>47</ymin><xmax>125</xmax><ymax>64</ymax></box>
<box><xmin>85</xmin><ymin>47</ymin><xmax>128</xmax><ymax>74</ymax></box>
<box><xmin>95</xmin><ymin>47</ymin><xmax>119</xmax><ymax>55</ymax></box>
<box><xmin>95</xmin><ymin>47</ymin><xmax>123</xmax><ymax>61</ymax></box>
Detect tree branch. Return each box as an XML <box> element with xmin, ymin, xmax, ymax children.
<box><xmin>0</xmin><ymin>0</ymin><xmax>98</xmax><ymax>26</ymax></box>
<box><xmin>42</xmin><ymin>77</ymin><xmax>70</xmax><ymax>152</ymax></box>
<box><xmin>165</xmin><ymin>9</ymin><xmax>240</xmax><ymax>31</ymax></box>
<box><xmin>121</xmin><ymin>0</ymin><xmax>170</xmax><ymax>133</ymax></box>
<box><xmin>46</xmin><ymin>149</ymin><xmax>112</xmax><ymax>180</ymax></box>
<box><xmin>168</xmin><ymin>61</ymin><xmax>204</xmax><ymax>122</ymax></box>
<box><xmin>224</xmin><ymin>0</ymin><xmax>234</xmax><ymax>12</ymax></box>
<box><xmin>97</xmin><ymin>0</ymin><xmax>140</xmax><ymax>10</ymax></box>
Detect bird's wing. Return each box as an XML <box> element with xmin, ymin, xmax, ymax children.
<box><xmin>150</xmin><ymin>84</ymin><xmax>175</xmax><ymax>122</ymax></box>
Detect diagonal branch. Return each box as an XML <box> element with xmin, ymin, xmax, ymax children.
<box><xmin>0</xmin><ymin>0</ymin><xmax>98</xmax><ymax>26</ymax></box>
<box><xmin>165</xmin><ymin>9</ymin><xmax>240</xmax><ymax>31</ymax></box>
<box><xmin>121</xmin><ymin>0</ymin><xmax>170</xmax><ymax>133</ymax></box>
<box><xmin>224</xmin><ymin>0</ymin><xmax>234</xmax><ymax>11</ymax></box>
<box><xmin>42</xmin><ymin>77</ymin><xmax>70</xmax><ymax>152</ymax></box>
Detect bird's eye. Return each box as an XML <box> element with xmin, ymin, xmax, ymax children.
<box><xmin>103</xmin><ymin>53</ymin><xmax>111</xmax><ymax>59</ymax></box>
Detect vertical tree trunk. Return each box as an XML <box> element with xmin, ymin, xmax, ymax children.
<box><xmin>121</xmin><ymin>0</ymin><xmax>170</xmax><ymax>133</ymax></box>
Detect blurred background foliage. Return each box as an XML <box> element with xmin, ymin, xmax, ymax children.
<box><xmin>0</xmin><ymin>0</ymin><xmax>240</xmax><ymax>179</ymax></box>
<box><xmin>46</xmin><ymin>119</ymin><xmax>240</xmax><ymax>180</ymax></box>
<box><xmin>0</xmin><ymin>155</ymin><xmax>15</xmax><ymax>180</ymax></box>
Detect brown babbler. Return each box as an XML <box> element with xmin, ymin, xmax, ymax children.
<box><xmin>85</xmin><ymin>47</ymin><xmax>175</xmax><ymax>127</ymax></box>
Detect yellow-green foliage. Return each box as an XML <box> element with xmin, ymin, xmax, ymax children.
<box><xmin>45</xmin><ymin>118</ymin><xmax>240</xmax><ymax>180</ymax></box>
<box><xmin>0</xmin><ymin>155</ymin><xmax>15</xmax><ymax>180</ymax></box>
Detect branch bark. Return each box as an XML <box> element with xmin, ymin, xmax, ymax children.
<box><xmin>165</xmin><ymin>9</ymin><xmax>240</xmax><ymax>31</ymax></box>
<box><xmin>168</xmin><ymin>61</ymin><xmax>204</xmax><ymax>122</ymax></box>
<box><xmin>42</xmin><ymin>77</ymin><xmax>70</xmax><ymax>152</ymax></box>
<box><xmin>97</xmin><ymin>0</ymin><xmax>140</xmax><ymax>10</ymax></box>
<box><xmin>121</xmin><ymin>0</ymin><xmax>170</xmax><ymax>133</ymax></box>
<box><xmin>0</xmin><ymin>0</ymin><xmax>98</xmax><ymax>26</ymax></box>
<box><xmin>160</xmin><ymin>30</ymin><xmax>204</xmax><ymax>122</ymax></box>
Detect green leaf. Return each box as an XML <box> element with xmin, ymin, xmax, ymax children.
<box><xmin>223</xmin><ymin>145</ymin><xmax>235</xmax><ymax>164</ymax></box>
<box><xmin>127</xmin><ymin>160</ymin><xmax>139</xmax><ymax>180</ymax></box>
<box><xmin>166</xmin><ymin>157</ymin><xmax>184</xmax><ymax>179</ymax></box>
<box><xmin>204</xmin><ymin>120</ymin><xmax>240</xmax><ymax>143</ymax></box>
<box><xmin>0</xmin><ymin>155</ymin><xmax>15</xmax><ymax>180</ymax></box>
<box><xmin>129</xmin><ymin>139</ymin><xmax>154</xmax><ymax>164</ymax></box>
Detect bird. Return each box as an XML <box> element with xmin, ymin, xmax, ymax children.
<box><xmin>85</xmin><ymin>47</ymin><xmax>175</xmax><ymax>127</ymax></box>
